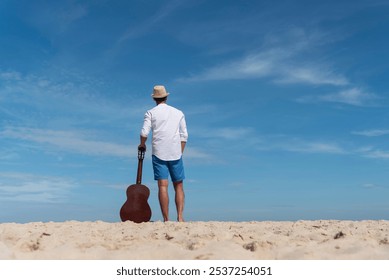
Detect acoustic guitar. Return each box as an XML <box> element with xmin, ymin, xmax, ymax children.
<box><xmin>120</xmin><ymin>147</ymin><xmax>152</xmax><ymax>223</ymax></box>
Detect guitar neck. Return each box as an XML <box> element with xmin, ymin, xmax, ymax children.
<box><xmin>136</xmin><ymin>158</ymin><xmax>143</xmax><ymax>184</ymax></box>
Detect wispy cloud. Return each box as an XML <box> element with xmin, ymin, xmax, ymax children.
<box><xmin>1</xmin><ymin>126</ymin><xmax>211</xmax><ymax>161</ymax></box>
<box><xmin>0</xmin><ymin>69</ymin><xmax>146</xmax><ymax>127</ymax></box>
<box><xmin>260</xmin><ymin>137</ymin><xmax>348</xmax><ymax>155</ymax></box>
<box><xmin>117</xmin><ymin>0</ymin><xmax>187</xmax><ymax>43</ymax></box>
<box><xmin>24</xmin><ymin>1</ymin><xmax>88</xmax><ymax>34</ymax></box>
<box><xmin>0</xmin><ymin>172</ymin><xmax>76</xmax><ymax>203</ymax></box>
<box><xmin>193</xmin><ymin>125</ymin><xmax>348</xmax><ymax>156</ymax></box>
<box><xmin>179</xmin><ymin>50</ymin><xmax>347</xmax><ymax>86</ymax></box>
<box><xmin>352</xmin><ymin>129</ymin><xmax>389</xmax><ymax>137</ymax></box>
<box><xmin>208</xmin><ymin>127</ymin><xmax>255</xmax><ymax>141</ymax></box>
<box><xmin>363</xmin><ymin>149</ymin><xmax>389</xmax><ymax>159</ymax></box>
<box><xmin>180</xmin><ymin>50</ymin><xmax>280</xmax><ymax>81</ymax></box>
<box><xmin>298</xmin><ymin>87</ymin><xmax>379</xmax><ymax>106</ymax></box>
<box><xmin>178</xmin><ymin>28</ymin><xmax>348</xmax><ymax>87</ymax></box>
<box><xmin>184</xmin><ymin>126</ymin><xmax>263</xmax><ymax>165</ymax></box>
<box><xmin>1</xmin><ymin>127</ymin><xmax>133</xmax><ymax>158</ymax></box>
<box><xmin>362</xmin><ymin>183</ymin><xmax>385</xmax><ymax>189</ymax></box>
<box><xmin>191</xmin><ymin>121</ymin><xmax>354</xmax><ymax>158</ymax></box>
<box><xmin>318</xmin><ymin>88</ymin><xmax>378</xmax><ymax>106</ymax></box>
<box><xmin>255</xmin><ymin>134</ymin><xmax>389</xmax><ymax>160</ymax></box>
<box><xmin>354</xmin><ymin>146</ymin><xmax>389</xmax><ymax>159</ymax></box>
<box><xmin>274</xmin><ymin>138</ymin><xmax>389</xmax><ymax>159</ymax></box>
<box><xmin>58</xmin><ymin>4</ymin><xmax>88</xmax><ymax>29</ymax></box>
<box><xmin>184</xmin><ymin>147</ymin><xmax>212</xmax><ymax>159</ymax></box>
<box><xmin>176</xmin><ymin>22</ymin><xmax>383</xmax><ymax>108</ymax></box>
<box><xmin>277</xmin><ymin>66</ymin><xmax>348</xmax><ymax>86</ymax></box>
<box><xmin>191</xmin><ymin>126</ymin><xmax>256</xmax><ymax>141</ymax></box>
<box><xmin>0</xmin><ymin>71</ymin><xmax>22</xmax><ymax>81</ymax></box>
<box><xmin>282</xmin><ymin>141</ymin><xmax>347</xmax><ymax>154</ymax></box>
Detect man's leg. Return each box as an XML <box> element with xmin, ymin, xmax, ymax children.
<box><xmin>158</xmin><ymin>179</ymin><xmax>169</xmax><ymax>222</ymax></box>
<box><xmin>173</xmin><ymin>180</ymin><xmax>185</xmax><ymax>222</ymax></box>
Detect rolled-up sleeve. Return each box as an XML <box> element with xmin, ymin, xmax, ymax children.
<box><xmin>179</xmin><ymin>115</ymin><xmax>188</xmax><ymax>142</ymax></box>
<box><xmin>140</xmin><ymin>111</ymin><xmax>152</xmax><ymax>137</ymax></box>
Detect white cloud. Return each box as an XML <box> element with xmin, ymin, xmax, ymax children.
<box><xmin>0</xmin><ymin>69</ymin><xmax>146</xmax><ymax>127</ymax></box>
<box><xmin>178</xmin><ymin>30</ymin><xmax>348</xmax><ymax>87</ymax></box>
<box><xmin>277</xmin><ymin>66</ymin><xmax>348</xmax><ymax>86</ymax></box>
<box><xmin>352</xmin><ymin>129</ymin><xmax>389</xmax><ymax>137</ymax></box>
<box><xmin>58</xmin><ymin>4</ymin><xmax>88</xmax><ymax>29</ymax></box>
<box><xmin>253</xmin><ymin>135</ymin><xmax>389</xmax><ymax>160</ymax></box>
<box><xmin>249</xmin><ymin>133</ymin><xmax>348</xmax><ymax>155</ymax></box>
<box><xmin>278</xmin><ymin>140</ymin><xmax>347</xmax><ymax>154</ymax></box>
<box><xmin>184</xmin><ymin>147</ymin><xmax>212</xmax><ymax>159</ymax></box>
<box><xmin>1</xmin><ymin>127</ymin><xmax>133</xmax><ymax>158</ymax></box>
<box><xmin>177</xmin><ymin>25</ymin><xmax>382</xmax><ymax>108</ymax></box>
<box><xmin>362</xmin><ymin>183</ymin><xmax>383</xmax><ymax>189</ymax></box>
<box><xmin>1</xmin><ymin>126</ymin><xmax>210</xmax><ymax>160</ymax></box>
<box><xmin>212</xmin><ymin>127</ymin><xmax>255</xmax><ymax>140</ymax></box>
<box><xmin>363</xmin><ymin>149</ymin><xmax>389</xmax><ymax>159</ymax></box>
<box><xmin>182</xmin><ymin>50</ymin><xmax>282</xmax><ymax>81</ymax></box>
<box><xmin>193</xmin><ymin>125</ymin><xmax>348</xmax><ymax>156</ymax></box>
<box><xmin>319</xmin><ymin>88</ymin><xmax>378</xmax><ymax>106</ymax></box>
<box><xmin>117</xmin><ymin>0</ymin><xmax>186</xmax><ymax>43</ymax></box>
<box><xmin>180</xmin><ymin>50</ymin><xmax>348</xmax><ymax>86</ymax></box>
<box><xmin>298</xmin><ymin>87</ymin><xmax>378</xmax><ymax>107</ymax></box>
<box><xmin>0</xmin><ymin>71</ymin><xmax>22</xmax><ymax>81</ymax></box>
<box><xmin>0</xmin><ymin>172</ymin><xmax>76</xmax><ymax>203</ymax></box>
<box><xmin>354</xmin><ymin>146</ymin><xmax>389</xmax><ymax>159</ymax></box>
<box><xmin>191</xmin><ymin>126</ymin><xmax>256</xmax><ymax>140</ymax></box>
<box><xmin>24</xmin><ymin>2</ymin><xmax>88</xmax><ymax>34</ymax></box>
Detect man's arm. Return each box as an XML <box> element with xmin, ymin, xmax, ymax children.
<box><xmin>179</xmin><ymin>114</ymin><xmax>188</xmax><ymax>154</ymax></box>
<box><xmin>139</xmin><ymin>135</ymin><xmax>147</xmax><ymax>151</ymax></box>
<box><xmin>139</xmin><ymin>111</ymin><xmax>151</xmax><ymax>151</ymax></box>
<box><xmin>181</xmin><ymin>141</ymin><xmax>186</xmax><ymax>153</ymax></box>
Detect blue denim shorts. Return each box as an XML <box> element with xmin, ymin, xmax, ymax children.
<box><xmin>152</xmin><ymin>155</ymin><xmax>185</xmax><ymax>183</ymax></box>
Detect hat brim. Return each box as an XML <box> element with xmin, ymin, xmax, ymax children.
<box><xmin>151</xmin><ymin>92</ymin><xmax>169</xmax><ymax>98</ymax></box>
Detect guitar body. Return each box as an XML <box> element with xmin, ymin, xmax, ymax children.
<box><xmin>120</xmin><ymin>183</ymin><xmax>152</xmax><ymax>223</ymax></box>
<box><xmin>120</xmin><ymin>148</ymin><xmax>152</xmax><ymax>223</ymax></box>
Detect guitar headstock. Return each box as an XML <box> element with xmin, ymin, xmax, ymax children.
<box><xmin>138</xmin><ymin>147</ymin><xmax>145</xmax><ymax>160</ymax></box>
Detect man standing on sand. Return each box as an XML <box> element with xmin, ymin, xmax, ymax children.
<box><xmin>138</xmin><ymin>85</ymin><xmax>188</xmax><ymax>222</ymax></box>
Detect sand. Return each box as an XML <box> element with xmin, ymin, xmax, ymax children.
<box><xmin>0</xmin><ymin>220</ymin><xmax>388</xmax><ymax>260</ymax></box>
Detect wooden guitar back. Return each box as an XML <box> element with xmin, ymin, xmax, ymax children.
<box><xmin>120</xmin><ymin>183</ymin><xmax>152</xmax><ymax>223</ymax></box>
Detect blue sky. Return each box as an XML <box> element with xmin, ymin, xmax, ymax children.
<box><xmin>1</xmin><ymin>0</ymin><xmax>389</xmax><ymax>223</ymax></box>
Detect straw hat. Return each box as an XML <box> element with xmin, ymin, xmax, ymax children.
<box><xmin>151</xmin><ymin>85</ymin><xmax>169</xmax><ymax>98</ymax></box>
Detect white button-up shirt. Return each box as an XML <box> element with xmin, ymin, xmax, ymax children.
<box><xmin>141</xmin><ymin>103</ymin><xmax>188</xmax><ymax>161</ymax></box>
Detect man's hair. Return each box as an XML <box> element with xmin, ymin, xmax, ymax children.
<box><xmin>153</xmin><ymin>96</ymin><xmax>167</xmax><ymax>102</ymax></box>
